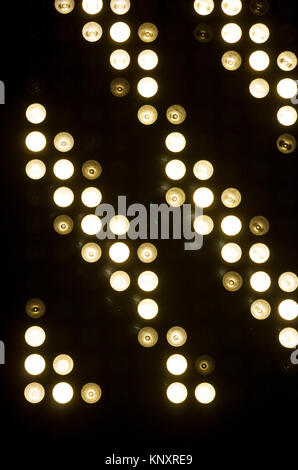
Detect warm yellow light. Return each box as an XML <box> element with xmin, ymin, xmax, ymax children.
<box><xmin>110</xmin><ymin>22</ymin><xmax>130</xmax><ymax>43</ymax></box>
<box><xmin>55</xmin><ymin>0</ymin><xmax>75</xmax><ymax>14</ymax></box>
<box><xmin>24</xmin><ymin>354</ymin><xmax>46</xmax><ymax>375</ymax></box>
<box><xmin>81</xmin><ymin>383</ymin><xmax>102</xmax><ymax>403</ymax></box>
<box><xmin>278</xmin><ymin>272</ymin><xmax>298</xmax><ymax>293</ymax></box>
<box><xmin>167</xmin><ymin>382</ymin><xmax>188</xmax><ymax>404</ymax></box>
<box><xmin>25</xmin><ymin>326</ymin><xmax>46</xmax><ymax>347</ymax></box>
<box><xmin>110</xmin><ymin>0</ymin><xmax>130</xmax><ymax>15</ymax></box>
<box><xmin>82</xmin><ymin>0</ymin><xmax>103</xmax><ymax>14</ymax></box>
<box><xmin>26</xmin><ymin>131</ymin><xmax>46</xmax><ymax>152</ymax></box>
<box><xmin>137</xmin><ymin>243</ymin><xmax>157</xmax><ymax>263</ymax></box>
<box><xmin>82</xmin><ymin>22</ymin><xmax>103</xmax><ymax>42</ymax></box>
<box><xmin>109</xmin><ymin>215</ymin><xmax>130</xmax><ymax>235</ymax></box>
<box><xmin>222</xmin><ymin>271</ymin><xmax>243</xmax><ymax>291</ymax></box>
<box><xmin>109</xmin><ymin>242</ymin><xmax>130</xmax><ymax>263</ymax></box>
<box><xmin>166</xmin><ymin>327</ymin><xmax>187</xmax><ymax>347</ymax></box>
<box><xmin>166</xmin><ymin>187</ymin><xmax>186</xmax><ymax>207</ymax></box>
<box><xmin>194</xmin><ymin>0</ymin><xmax>214</xmax><ymax>15</ymax></box>
<box><xmin>137</xmin><ymin>299</ymin><xmax>158</xmax><ymax>320</ymax></box>
<box><xmin>81</xmin><ymin>214</ymin><xmax>102</xmax><ymax>235</ymax></box>
<box><xmin>138</xmin><ymin>23</ymin><xmax>158</xmax><ymax>43</ymax></box>
<box><xmin>249</xmin><ymin>50</ymin><xmax>270</xmax><ymax>71</ymax></box>
<box><xmin>53</xmin><ymin>187</ymin><xmax>74</xmax><ymax>207</ymax></box>
<box><xmin>165</xmin><ymin>132</ymin><xmax>186</xmax><ymax>153</ymax></box>
<box><xmin>277</xmin><ymin>106</ymin><xmax>297</xmax><ymax>126</ymax></box>
<box><xmin>166</xmin><ymin>105</ymin><xmax>186</xmax><ymax>125</ymax></box>
<box><xmin>195</xmin><ymin>383</ymin><xmax>215</xmax><ymax>404</ymax></box>
<box><xmin>278</xmin><ymin>300</ymin><xmax>298</xmax><ymax>321</ymax></box>
<box><xmin>277</xmin><ymin>79</ymin><xmax>298</xmax><ymax>99</ymax></box>
<box><xmin>221</xmin><ymin>23</ymin><xmax>242</xmax><ymax>43</ymax></box>
<box><xmin>250</xmin><ymin>271</ymin><xmax>271</xmax><ymax>292</ymax></box>
<box><xmin>221</xmin><ymin>0</ymin><xmax>242</xmax><ymax>15</ymax></box>
<box><xmin>250</xmin><ymin>299</ymin><xmax>271</xmax><ymax>320</ymax></box>
<box><xmin>81</xmin><ymin>187</ymin><xmax>102</xmax><ymax>207</ymax></box>
<box><xmin>25</xmin><ymin>298</ymin><xmax>46</xmax><ymax>319</ymax></box>
<box><xmin>138</xmin><ymin>50</ymin><xmax>158</xmax><ymax>70</ymax></box>
<box><xmin>26</xmin><ymin>103</ymin><xmax>46</xmax><ymax>123</ymax></box>
<box><xmin>25</xmin><ymin>159</ymin><xmax>46</xmax><ymax>180</ymax></box>
<box><xmin>221</xmin><ymin>187</ymin><xmax>241</xmax><ymax>208</ymax></box>
<box><xmin>279</xmin><ymin>327</ymin><xmax>298</xmax><ymax>349</ymax></box>
<box><xmin>277</xmin><ymin>51</ymin><xmax>297</xmax><ymax>71</ymax></box>
<box><xmin>54</xmin><ymin>215</ymin><xmax>74</xmax><ymax>235</ymax></box>
<box><xmin>249</xmin><ymin>243</ymin><xmax>270</xmax><ymax>263</ymax></box>
<box><xmin>193</xmin><ymin>160</ymin><xmax>214</xmax><ymax>180</ymax></box>
<box><xmin>53</xmin><ymin>354</ymin><xmax>74</xmax><ymax>375</ymax></box>
<box><xmin>110</xmin><ymin>270</ymin><xmax>130</xmax><ymax>291</ymax></box>
<box><xmin>82</xmin><ymin>160</ymin><xmax>102</xmax><ymax>180</ymax></box>
<box><xmin>24</xmin><ymin>383</ymin><xmax>45</xmax><ymax>404</ymax></box>
<box><xmin>53</xmin><ymin>159</ymin><xmax>74</xmax><ymax>180</ymax></box>
<box><xmin>249</xmin><ymin>23</ymin><xmax>270</xmax><ymax>43</ymax></box>
<box><xmin>138</xmin><ymin>271</ymin><xmax>158</xmax><ymax>292</ymax></box>
<box><xmin>221</xmin><ymin>215</ymin><xmax>242</xmax><ymax>236</ymax></box>
<box><xmin>52</xmin><ymin>382</ymin><xmax>73</xmax><ymax>404</ymax></box>
<box><xmin>81</xmin><ymin>242</ymin><xmax>102</xmax><ymax>262</ymax></box>
<box><xmin>193</xmin><ymin>187</ymin><xmax>214</xmax><ymax>208</ymax></box>
<box><xmin>165</xmin><ymin>159</ymin><xmax>186</xmax><ymax>180</ymax></box>
<box><xmin>221</xmin><ymin>50</ymin><xmax>242</xmax><ymax>70</ymax></box>
<box><xmin>138</xmin><ymin>327</ymin><xmax>158</xmax><ymax>348</ymax></box>
<box><xmin>249</xmin><ymin>78</ymin><xmax>270</xmax><ymax>98</ymax></box>
<box><xmin>221</xmin><ymin>243</ymin><xmax>242</xmax><ymax>263</ymax></box>
<box><xmin>137</xmin><ymin>105</ymin><xmax>158</xmax><ymax>125</ymax></box>
<box><xmin>110</xmin><ymin>49</ymin><xmax>130</xmax><ymax>70</ymax></box>
<box><xmin>110</xmin><ymin>78</ymin><xmax>130</xmax><ymax>97</ymax></box>
<box><xmin>195</xmin><ymin>355</ymin><xmax>215</xmax><ymax>375</ymax></box>
<box><xmin>166</xmin><ymin>354</ymin><xmax>188</xmax><ymax>375</ymax></box>
<box><xmin>249</xmin><ymin>216</ymin><xmax>269</xmax><ymax>236</ymax></box>
<box><xmin>137</xmin><ymin>77</ymin><xmax>158</xmax><ymax>98</ymax></box>
<box><xmin>193</xmin><ymin>215</ymin><xmax>214</xmax><ymax>235</ymax></box>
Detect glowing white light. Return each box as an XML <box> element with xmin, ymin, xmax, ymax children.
<box><xmin>110</xmin><ymin>49</ymin><xmax>130</xmax><ymax>70</ymax></box>
<box><xmin>249</xmin><ymin>78</ymin><xmax>270</xmax><ymax>98</ymax></box>
<box><xmin>81</xmin><ymin>214</ymin><xmax>102</xmax><ymax>235</ymax></box>
<box><xmin>165</xmin><ymin>132</ymin><xmax>186</xmax><ymax>153</ymax></box>
<box><xmin>82</xmin><ymin>22</ymin><xmax>103</xmax><ymax>42</ymax></box>
<box><xmin>110</xmin><ymin>22</ymin><xmax>130</xmax><ymax>43</ymax></box>
<box><xmin>193</xmin><ymin>160</ymin><xmax>214</xmax><ymax>180</ymax></box>
<box><xmin>81</xmin><ymin>187</ymin><xmax>102</xmax><ymax>207</ymax></box>
<box><xmin>53</xmin><ymin>355</ymin><xmax>74</xmax><ymax>375</ymax></box>
<box><xmin>165</xmin><ymin>160</ymin><xmax>186</xmax><ymax>180</ymax></box>
<box><xmin>167</xmin><ymin>382</ymin><xmax>188</xmax><ymax>404</ymax></box>
<box><xmin>166</xmin><ymin>354</ymin><xmax>188</xmax><ymax>375</ymax></box>
<box><xmin>137</xmin><ymin>77</ymin><xmax>158</xmax><ymax>98</ymax></box>
<box><xmin>250</xmin><ymin>299</ymin><xmax>271</xmax><ymax>320</ymax></box>
<box><xmin>137</xmin><ymin>299</ymin><xmax>159</xmax><ymax>320</ymax></box>
<box><xmin>167</xmin><ymin>327</ymin><xmax>187</xmax><ymax>347</ymax></box>
<box><xmin>109</xmin><ymin>215</ymin><xmax>130</xmax><ymax>235</ymax></box>
<box><xmin>195</xmin><ymin>383</ymin><xmax>216</xmax><ymax>404</ymax></box>
<box><xmin>249</xmin><ymin>23</ymin><xmax>270</xmax><ymax>43</ymax></box>
<box><xmin>278</xmin><ymin>299</ymin><xmax>298</xmax><ymax>321</ymax></box>
<box><xmin>25</xmin><ymin>326</ymin><xmax>46</xmax><ymax>347</ymax></box>
<box><xmin>221</xmin><ymin>0</ymin><xmax>242</xmax><ymax>16</ymax></box>
<box><xmin>81</xmin><ymin>243</ymin><xmax>102</xmax><ymax>263</ymax></box>
<box><xmin>26</xmin><ymin>103</ymin><xmax>46</xmax><ymax>123</ymax></box>
<box><xmin>221</xmin><ymin>215</ymin><xmax>242</xmax><ymax>236</ymax></box>
<box><xmin>138</xmin><ymin>271</ymin><xmax>159</xmax><ymax>292</ymax></box>
<box><xmin>278</xmin><ymin>272</ymin><xmax>298</xmax><ymax>293</ymax></box>
<box><xmin>137</xmin><ymin>243</ymin><xmax>157</xmax><ymax>263</ymax></box>
<box><xmin>53</xmin><ymin>187</ymin><xmax>74</xmax><ymax>208</ymax></box>
<box><xmin>249</xmin><ymin>50</ymin><xmax>270</xmax><ymax>71</ymax></box>
<box><xmin>193</xmin><ymin>0</ymin><xmax>214</xmax><ymax>15</ymax></box>
<box><xmin>166</xmin><ymin>187</ymin><xmax>186</xmax><ymax>207</ymax></box>
<box><xmin>55</xmin><ymin>0</ymin><xmax>75</xmax><ymax>14</ymax></box>
<box><xmin>221</xmin><ymin>243</ymin><xmax>242</xmax><ymax>263</ymax></box>
<box><xmin>26</xmin><ymin>131</ymin><xmax>46</xmax><ymax>152</ymax></box>
<box><xmin>24</xmin><ymin>383</ymin><xmax>45</xmax><ymax>404</ymax></box>
<box><xmin>52</xmin><ymin>382</ymin><xmax>73</xmax><ymax>404</ymax></box>
<box><xmin>250</xmin><ymin>271</ymin><xmax>271</xmax><ymax>292</ymax></box>
<box><xmin>110</xmin><ymin>271</ymin><xmax>130</xmax><ymax>291</ymax></box>
<box><xmin>81</xmin><ymin>383</ymin><xmax>102</xmax><ymax>403</ymax></box>
<box><xmin>221</xmin><ymin>23</ymin><xmax>242</xmax><ymax>43</ymax></box>
<box><xmin>53</xmin><ymin>159</ymin><xmax>74</xmax><ymax>180</ymax></box>
<box><xmin>137</xmin><ymin>105</ymin><xmax>158</xmax><ymax>125</ymax></box>
<box><xmin>279</xmin><ymin>328</ymin><xmax>298</xmax><ymax>349</ymax></box>
<box><xmin>109</xmin><ymin>242</ymin><xmax>130</xmax><ymax>263</ymax></box>
<box><xmin>110</xmin><ymin>0</ymin><xmax>130</xmax><ymax>15</ymax></box>
<box><xmin>249</xmin><ymin>243</ymin><xmax>270</xmax><ymax>263</ymax></box>
<box><xmin>193</xmin><ymin>187</ymin><xmax>214</xmax><ymax>208</ymax></box>
<box><xmin>25</xmin><ymin>159</ymin><xmax>46</xmax><ymax>180</ymax></box>
<box><xmin>277</xmin><ymin>79</ymin><xmax>298</xmax><ymax>99</ymax></box>
<box><xmin>221</xmin><ymin>51</ymin><xmax>242</xmax><ymax>70</ymax></box>
<box><xmin>54</xmin><ymin>132</ymin><xmax>74</xmax><ymax>152</ymax></box>
<box><xmin>277</xmin><ymin>106</ymin><xmax>297</xmax><ymax>126</ymax></box>
<box><xmin>24</xmin><ymin>354</ymin><xmax>46</xmax><ymax>375</ymax></box>
<box><xmin>82</xmin><ymin>0</ymin><xmax>103</xmax><ymax>14</ymax></box>
<box><xmin>138</xmin><ymin>50</ymin><xmax>158</xmax><ymax>70</ymax></box>
<box><xmin>277</xmin><ymin>51</ymin><xmax>297</xmax><ymax>71</ymax></box>
<box><xmin>193</xmin><ymin>215</ymin><xmax>214</xmax><ymax>235</ymax></box>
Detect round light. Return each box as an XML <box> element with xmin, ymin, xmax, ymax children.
<box><xmin>82</xmin><ymin>22</ymin><xmax>103</xmax><ymax>42</ymax></box>
<box><xmin>137</xmin><ymin>243</ymin><xmax>157</xmax><ymax>263</ymax></box>
<box><xmin>250</xmin><ymin>271</ymin><xmax>271</xmax><ymax>292</ymax></box>
<box><xmin>277</xmin><ymin>106</ymin><xmax>297</xmax><ymax>126</ymax></box>
<box><xmin>53</xmin><ymin>159</ymin><xmax>74</xmax><ymax>180</ymax></box>
<box><xmin>82</xmin><ymin>0</ymin><xmax>103</xmax><ymax>14</ymax></box>
<box><xmin>55</xmin><ymin>0</ymin><xmax>75</xmax><ymax>14</ymax></box>
<box><xmin>53</xmin><ymin>187</ymin><xmax>74</xmax><ymax>208</ymax></box>
<box><xmin>221</xmin><ymin>50</ymin><xmax>242</xmax><ymax>70</ymax></box>
<box><xmin>166</xmin><ymin>105</ymin><xmax>186</xmax><ymax>125</ymax></box>
<box><xmin>221</xmin><ymin>243</ymin><xmax>242</xmax><ymax>263</ymax></box>
<box><xmin>110</xmin><ymin>22</ymin><xmax>130</xmax><ymax>42</ymax></box>
<box><xmin>137</xmin><ymin>77</ymin><xmax>158</xmax><ymax>98</ymax></box>
<box><xmin>193</xmin><ymin>160</ymin><xmax>214</xmax><ymax>180</ymax></box>
<box><xmin>109</xmin><ymin>242</ymin><xmax>130</xmax><ymax>263</ymax></box>
<box><xmin>195</xmin><ymin>355</ymin><xmax>215</xmax><ymax>375</ymax></box>
<box><xmin>138</xmin><ymin>50</ymin><xmax>158</xmax><ymax>70</ymax></box>
<box><xmin>222</xmin><ymin>271</ymin><xmax>243</xmax><ymax>291</ymax></box>
<box><xmin>24</xmin><ymin>383</ymin><xmax>45</xmax><ymax>404</ymax></box>
<box><xmin>52</xmin><ymin>382</ymin><xmax>73</xmax><ymax>404</ymax></box>
<box><xmin>249</xmin><ymin>78</ymin><xmax>270</xmax><ymax>98</ymax></box>
<box><xmin>221</xmin><ymin>0</ymin><xmax>242</xmax><ymax>15</ymax></box>
<box><xmin>166</xmin><ymin>354</ymin><xmax>188</xmax><ymax>375</ymax></box>
<box><xmin>81</xmin><ymin>383</ymin><xmax>102</xmax><ymax>404</ymax></box>
<box><xmin>221</xmin><ymin>215</ymin><xmax>242</xmax><ymax>236</ymax></box>
<box><xmin>110</xmin><ymin>271</ymin><xmax>130</xmax><ymax>291</ymax></box>
<box><xmin>166</xmin><ymin>327</ymin><xmax>187</xmax><ymax>347</ymax></box>
<box><xmin>81</xmin><ymin>187</ymin><xmax>102</xmax><ymax>207</ymax></box>
<box><xmin>137</xmin><ymin>105</ymin><xmax>158</xmax><ymax>125</ymax></box>
<box><xmin>277</xmin><ymin>51</ymin><xmax>297</xmax><ymax>71</ymax></box>
<box><xmin>278</xmin><ymin>300</ymin><xmax>298</xmax><ymax>321</ymax></box>
<box><xmin>249</xmin><ymin>23</ymin><xmax>270</xmax><ymax>43</ymax></box>
<box><xmin>194</xmin><ymin>0</ymin><xmax>214</xmax><ymax>15</ymax></box>
<box><xmin>166</xmin><ymin>187</ymin><xmax>186</xmax><ymax>207</ymax></box>
<box><xmin>167</xmin><ymin>382</ymin><xmax>188</xmax><ymax>404</ymax></box>
<box><xmin>54</xmin><ymin>132</ymin><xmax>74</xmax><ymax>152</ymax></box>
<box><xmin>193</xmin><ymin>215</ymin><xmax>214</xmax><ymax>235</ymax></box>
<box><xmin>138</xmin><ymin>271</ymin><xmax>158</xmax><ymax>292</ymax></box>
<box><xmin>53</xmin><ymin>215</ymin><xmax>74</xmax><ymax>235</ymax></box>
<box><xmin>249</xmin><ymin>216</ymin><xmax>269</xmax><ymax>236</ymax></box>
<box><xmin>138</xmin><ymin>327</ymin><xmax>158</xmax><ymax>348</ymax></box>
<box><xmin>277</xmin><ymin>134</ymin><xmax>297</xmax><ymax>154</ymax></box>
<box><xmin>25</xmin><ymin>159</ymin><xmax>46</xmax><ymax>180</ymax></box>
<box><xmin>81</xmin><ymin>242</ymin><xmax>102</xmax><ymax>262</ymax></box>
<box><xmin>26</xmin><ymin>131</ymin><xmax>46</xmax><ymax>152</ymax></box>
<box><xmin>278</xmin><ymin>272</ymin><xmax>298</xmax><ymax>293</ymax></box>
<box><xmin>25</xmin><ymin>326</ymin><xmax>46</xmax><ymax>347</ymax></box>
<box><xmin>250</xmin><ymin>299</ymin><xmax>271</xmax><ymax>320</ymax></box>
<box><xmin>195</xmin><ymin>383</ymin><xmax>216</xmax><ymax>404</ymax></box>
<box><xmin>25</xmin><ymin>298</ymin><xmax>46</xmax><ymax>319</ymax></box>
<box><xmin>249</xmin><ymin>50</ymin><xmax>270</xmax><ymax>71</ymax></box>
<box><xmin>110</xmin><ymin>77</ymin><xmax>130</xmax><ymax>97</ymax></box>
<box><xmin>277</xmin><ymin>79</ymin><xmax>298</xmax><ymax>99</ymax></box>
<box><xmin>138</xmin><ymin>23</ymin><xmax>158</xmax><ymax>43</ymax></box>
<box><xmin>109</xmin><ymin>215</ymin><xmax>130</xmax><ymax>235</ymax></box>
<box><xmin>165</xmin><ymin>160</ymin><xmax>186</xmax><ymax>180</ymax></box>
<box><xmin>137</xmin><ymin>299</ymin><xmax>158</xmax><ymax>320</ymax></box>
<box><xmin>110</xmin><ymin>0</ymin><xmax>130</xmax><ymax>15</ymax></box>
<box><xmin>26</xmin><ymin>103</ymin><xmax>46</xmax><ymax>124</ymax></box>
<box><xmin>165</xmin><ymin>132</ymin><xmax>186</xmax><ymax>153</ymax></box>
<box><xmin>24</xmin><ymin>354</ymin><xmax>46</xmax><ymax>376</ymax></box>
<box><xmin>193</xmin><ymin>187</ymin><xmax>214</xmax><ymax>208</ymax></box>
<box><xmin>53</xmin><ymin>354</ymin><xmax>74</xmax><ymax>375</ymax></box>
<box><xmin>279</xmin><ymin>328</ymin><xmax>298</xmax><ymax>349</ymax></box>
<box><xmin>249</xmin><ymin>243</ymin><xmax>270</xmax><ymax>263</ymax></box>
<box><xmin>82</xmin><ymin>160</ymin><xmax>102</xmax><ymax>180</ymax></box>
<box><xmin>221</xmin><ymin>23</ymin><xmax>242</xmax><ymax>43</ymax></box>
<box><xmin>81</xmin><ymin>214</ymin><xmax>102</xmax><ymax>235</ymax></box>
<box><xmin>221</xmin><ymin>188</ymin><xmax>241</xmax><ymax>208</ymax></box>
<box><xmin>110</xmin><ymin>49</ymin><xmax>130</xmax><ymax>70</ymax></box>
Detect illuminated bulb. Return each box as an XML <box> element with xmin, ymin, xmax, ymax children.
<box><xmin>221</xmin><ymin>188</ymin><xmax>241</xmax><ymax>208</ymax></box>
<box><xmin>193</xmin><ymin>0</ymin><xmax>215</xmax><ymax>15</ymax></box>
<box><xmin>138</xmin><ymin>50</ymin><xmax>158</xmax><ymax>70</ymax></box>
<box><xmin>25</xmin><ymin>159</ymin><xmax>46</xmax><ymax>180</ymax></box>
<box><xmin>221</xmin><ymin>215</ymin><xmax>242</xmax><ymax>236</ymax></box>
<box><xmin>52</xmin><ymin>382</ymin><xmax>73</xmax><ymax>404</ymax></box>
<box><xmin>249</xmin><ymin>243</ymin><xmax>270</xmax><ymax>263</ymax></box>
<box><xmin>167</xmin><ymin>383</ymin><xmax>187</xmax><ymax>404</ymax></box>
<box><xmin>55</xmin><ymin>0</ymin><xmax>75</xmax><ymax>14</ymax></box>
<box><xmin>277</xmin><ymin>106</ymin><xmax>297</xmax><ymax>126</ymax></box>
<box><xmin>249</xmin><ymin>78</ymin><xmax>270</xmax><ymax>98</ymax></box>
<box><xmin>249</xmin><ymin>216</ymin><xmax>269</xmax><ymax>236</ymax></box>
<box><xmin>26</xmin><ymin>131</ymin><xmax>46</xmax><ymax>152</ymax></box>
<box><xmin>110</xmin><ymin>49</ymin><xmax>130</xmax><ymax>70</ymax></box>
<box><xmin>82</xmin><ymin>22</ymin><xmax>103</xmax><ymax>42</ymax></box>
<box><xmin>110</xmin><ymin>77</ymin><xmax>130</xmax><ymax>97</ymax></box>
<box><xmin>166</xmin><ymin>105</ymin><xmax>186</xmax><ymax>125</ymax></box>
<box><xmin>82</xmin><ymin>160</ymin><xmax>102</xmax><ymax>180</ymax></box>
<box><xmin>249</xmin><ymin>50</ymin><xmax>270</xmax><ymax>71</ymax></box>
<box><xmin>109</xmin><ymin>215</ymin><xmax>130</xmax><ymax>235</ymax></box>
<box><xmin>24</xmin><ymin>354</ymin><xmax>46</xmax><ymax>375</ymax></box>
<box><xmin>221</xmin><ymin>0</ymin><xmax>242</xmax><ymax>15</ymax></box>
<box><xmin>81</xmin><ymin>187</ymin><xmax>102</xmax><ymax>207</ymax></box>
<box><xmin>81</xmin><ymin>214</ymin><xmax>102</xmax><ymax>235</ymax></box>
<box><xmin>165</xmin><ymin>132</ymin><xmax>186</xmax><ymax>153</ymax></box>
<box><xmin>221</xmin><ymin>50</ymin><xmax>242</xmax><ymax>70</ymax></box>
<box><xmin>166</xmin><ymin>354</ymin><xmax>188</xmax><ymax>375</ymax></box>
<box><xmin>53</xmin><ymin>187</ymin><xmax>74</xmax><ymax>207</ymax></box>
<box><xmin>25</xmin><ymin>326</ymin><xmax>46</xmax><ymax>347</ymax></box>
<box><xmin>221</xmin><ymin>243</ymin><xmax>242</xmax><ymax>263</ymax></box>
<box><xmin>138</xmin><ymin>327</ymin><xmax>158</xmax><ymax>348</ymax></box>
<box><xmin>137</xmin><ymin>243</ymin><xmax>157</xmax><ymax>263</ymax></box>
<box><xmin>137</xmin><ymin>77</ymin><xmax>158</xmax><ymax>98</ymax></box>
<box><xmin>193</xmin><ymin>160</ymin><xmax>214</xmax><ymax>180</ymax></box>
<box><xmin>250</xmin><ymin>299</ymin><xmax>271</xmax><ymax>320</ymax></box>
<box><xmin>110</xmin><ymin>0</ymin><xmax>130</xmax><ymax>15</ymax></box>
<box><xmin>25</xmin><ymin>298</ymin><xmax>46</xmax><ymax>319</ymax></box>
<box><xmin>278</xmin><ymin>300</ymin><xmax>298</xmax><ymax>321</ymax></box>
<box><xmin>110</xmin><ymin>22</ymin><xmax>130</xmax><ymax>43</ymax></box>
<box><xmin>53</xmin><ymin>355</ymin><xmax>74</xmax><ymax>375</ymax></box>
<box><xmin>276</xmin><ymin>134</ymin><xmax>297</xmax><ymax>154</ymax></box>
<box><xmin>24</xmin><ymin>383</ymin><xmax>45</xmax><ymax>404</ymax></box>
<box><xmin>137</xmin><ymin>105</ymin><xmax>158</xmax><ymax>125</ymax></box>
<box><xmin>138</xmin><ymin>23</ymin><xmax>158</xmax><ymax>43</ymax></box>
<box><xmin>138</xmin><ymin>271</ymin><xmax>158</xmax><ymax>292</ymax></box>
<box><xmin>249</xmin><ymin>23</ymin><xmax>270</xmax><ymax>43</ymax></box>
<box><xmin>26</xmin><ymin>103</ymin><xmax>46</xmax><ymax>123</ymax></box>
<box><xmin>54</xmin><ymin>132</ymin><xmax>74</xmax><ymax>152</ymax></box>
<box><xmin>278</xmin><ymin>272</ymin><xmax>298</xmax><ymax>293</ymax></box>
<box><xmin>53</xmin><ymin>215</ymin><xmax>74</xmax><ymax>235</ymax></box>
<box><xmin>109</xmin><ymin>242</ymin><xmax>130</xmax><ymax>263</ymax></box>
<box><xmin>81</xmin><ymin>242</ymin><xmax>102</xmax><ymax>262</ymax></box>
<box><xmin>195</xmin><ymin>355</ymin><xmax>215</xmax><ymax>375</ymax></box>
<box><xmin>250</xmin><ymin>271</ymin><xmax>271</xmax><ymax>292</ymax></box>
<box><xmin>277</xmin><ymin>79</ymin><xmax>298</xmax><ymax>99</ymax></box>
<box><xmin>193</xmin><ymin>215</ymin><xmax>214</xmax><ymax>235</ymax></box>
<box><xmin>222</xmin><ymin>271</ymin><xmax>243</xmax><ymax>291</ymax></box>
<box><xmin>195</xmin><ymin>383</ymin><xmax>215</xmax><ymax>404</ymax></box>
<box><xmin>81</xmin><ymin>383</ymin><xmax>102</xmax><ymax>403</ymax></box>
<box><xmin>165</xmin><ymin>160</ymin><xmax>186</xmax><ymax>180</ymax></box>
<box><xmin>166</xmin><ymin>188</ymin><xmax>186</xmax><ymax>207</ymax></box>
<box><xmin>279</xmin><ymin>327</ymin><xmax>298</xmax><ymax>349</ymax></box>
<box><xmin>277</xmin><ymin>51</ymin><xmax>297</xmax><ymax>71</ymax></box>
<box><xmin>221</xmin><ymin>23</ymin><xmax>242</xmax><ymax>43</ymax></box>
<box><xmin>137</xmin><ymin>299</ymin><xmax>158</xmax><ymax>320</ymax></box>
<box><xmin>53</xmin><ymin>159</ymin><xmax>74</xmax><ymax>180</ymax></box>
<box><xmin>167</xmin><ymin>327</ymin><xmax>187</xmax><ymax>347</ymax></box>
<box><xmin>82</xmin><ymin>0</ymin><xmax>103</xmax><ymax>14</ymax></box>
<box><xmin>193</xmin><ymin>187</ymin><xmax>214</xmax><ymax>208</ymax></box>
<box><xmin>110</xmin><ymin>271</ymin><xmax>130</xmax><ymax>291</ymax></box>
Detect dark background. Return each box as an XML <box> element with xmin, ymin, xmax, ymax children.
<box><xmin>0</xmin><ymin>0</ymin><xmax>297</xmax><ymax>462</ymax></box>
